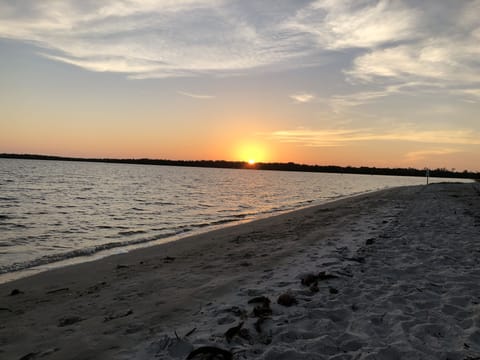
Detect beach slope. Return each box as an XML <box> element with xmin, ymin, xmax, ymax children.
<box><xmin>1</xmin><ymin>183</ymin><xmax>480</xmax><ymax>359</ymax></box>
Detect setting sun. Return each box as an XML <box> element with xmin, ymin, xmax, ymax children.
<box><xmin>234</xmin><ymin>141</ymin><xmax>268</xmax><ymax>164</ymax></box>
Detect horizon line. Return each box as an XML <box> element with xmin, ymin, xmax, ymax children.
<box><xmin>1</xmin><ymin>153</ymin><xmax>478</xmax><ymax>178</ymax></box>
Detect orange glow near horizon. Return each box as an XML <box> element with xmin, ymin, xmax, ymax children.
<box><xmin>2</xmin><ymin>117</ymin><xmax>480</xmax><ymax>171</ymax></box>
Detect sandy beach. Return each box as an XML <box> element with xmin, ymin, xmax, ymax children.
<box><xmin>1</xmin><ymin>182</ymin><xmax>480</xmax><ymax>359</ymax></box>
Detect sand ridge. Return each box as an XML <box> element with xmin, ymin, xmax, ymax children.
<box><xmin>1</xmin><ymin>183</ymin><xmax>479</xmax><ymax>359</ymax></box>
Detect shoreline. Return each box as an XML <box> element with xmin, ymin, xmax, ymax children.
<box><xmin>0</xmin><ymin>187</ymin><xmax>388</xmax><ymax>285</ymax></box>
<box><xmin>1</xmin><ymin>183</ymin><xmax>479</xmax><ymax>359</ymax></box>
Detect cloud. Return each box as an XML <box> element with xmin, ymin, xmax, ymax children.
<box><xmin>329</xmin><ymin>89</ymin><xmax>393</xmax><ymax>111</ymax></box>
<box><xmin>405</xmin><ymin>148</ymin><xmax>462</xmax><ymax>162</ymax></box>
<box><xmin>327</xmin><ymin>81</ymin><xmax>447</xmax><ymax>112</ymax></box>
<box><xmin>347</xmin><ymin>40</ymin><xmax>480</xmax><ymax>84</ymax></box>
<box><xmin>0</xmin><ymin>0</ymin><xmax>479</xmax><ymax>97</ymax></box>
<box><xmin>177</xmin><ymin>91</ymin><xmax>215</xmax><ymax>99</ymax></box>
<box><xmin>341</xmin><ymin>1</ymin><xmax>480</xmax><ymax>103</ymax></box>
<box><xmin>269</xmin><ymin>128</ymin><xmax>480</xmax><ymax>147</ymax></box>
<box><xmin>290</xmin><ymin>93</ymin><xmax>315</xmax><ymax>103</ymax></box>
<box><xmin>453</xmin><ymin>88</ymin><xmax>480</xmax><ymax>103</ymax></box>
<box><xmin>0</xmin><ymin>0</ymin><xmax>306</xmax><ymax>78</ymax></box>
<box><xmin>284</xmin><ymin>0</ymin><xmax>418</xmax><ymax>50</ymax></box>
<box><xmin>0</xmin><ymin>0</ymin><xmax>425</xmax><ymax>80</ymax></box>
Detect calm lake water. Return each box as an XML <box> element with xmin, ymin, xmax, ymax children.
<box><xmin>0</xmin><ymin>158</ymin><xmax>469</xmax><ymax>278</ymax></box>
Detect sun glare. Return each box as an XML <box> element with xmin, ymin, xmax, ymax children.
<box><xmin>235</xmin><ymin>142</ymin><xmax>267</xmax><ymax>164</ymax></box>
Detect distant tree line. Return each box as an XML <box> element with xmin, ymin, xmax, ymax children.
<box><xmin>1</xmin><ymin>153</ymin><xmax>479</xmax><ymax>180</ymax></box>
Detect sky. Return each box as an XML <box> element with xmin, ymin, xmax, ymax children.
<box><xmin>1</xmin><ymin>0</ymin><xmax>479</xmax><ymax>171</ymax></box>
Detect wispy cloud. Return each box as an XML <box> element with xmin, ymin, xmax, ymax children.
<box><xmin>177</xmin><ymin>91</ymin><xmax>215</xmax><ymax>99</ymax></box>
<box><xmin>327</xmin><ymin>81</ymin><xmax>445</xmax><ymax>112</ymax></box>
<box><xmin>453</xmin><ymin>88</ymin><xmax>480</xmax><ymax>103</ymax></box>
<box><xmin>347</xmin><ymin>40</ymin><xmax>480</xmax><ymax>84</ymax></box>
<box><xmin>289</xmin><ymin>93</ymin><xmax>315</xmax><ymax>103</ymax></box>
<box><xmin>285</xmin><ymin>0</ymin><xmax>418</xmax><ymax>50</ymax></box>
<box><xmin>329</xmin><ymin>89</ymin><xmax>393</xmax><ymax>111</ymax></box>
<box><xmin>405</xmin><ymin>148</ymin><xmax>462</xmax><ymax>162</ymax></box>
<box><xmin>341</xmin><ymin>1</ymin><xmax>480</xmax><ymax>103</ymax></box>
<box><xmin>0</xmin><ymin>0</ymin><xmax>306</xmax><ymax>78</ymax></box>
<box><xmin>269</xmin><ymin>128</ymin><xmax>480</xmax><ymax>147</ymax></box>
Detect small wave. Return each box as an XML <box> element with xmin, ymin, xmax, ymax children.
<box><xmin>198</xmin><ymin>203</ymin><xmax>214</xmax><ymax>208</ymax></box>
<box><xmin>0</xmin><ymin>231</ymin><xmax>179</xmax><ymax>275</ymax></box>
<box><xmin>118</xmin><ymin>230</ymin><xmax>147</xmax><ymax>236</ymax></box>
<box><xmin>0</xmin><ymin>214</ymin><xmax>10</xmax><ymax>220</ymax></box>
<box><xmin>151</xmin><ymin>227</ymin><xmax>167</xmax><ymax>232</ymax></box>
<box><xmin>4</xmin><ymin>223</ymin><xmax>27</xmax><ymax>229</ymax></box>
<box><xmin>238</xmin><ymin>204</ymin><xmax>253</xmax><ymax>209</ymax></box>
<box><xmin>209</xmin><ymin>218</ymin><xmax>243</xmax><ymax>226</ymax></box>
<box><xmin>183</xmin><ymin>222</ymin><xmax>210</xmax><ymax>229</ymax></box>
<box><xmin>230</xmin><ymin>212</ymin><xmax>256</xmax><ymax>219</ymax></box>
<box><xmin>24</xmin><ymin>211</ymin><xmax>49</xmax><ymax>215</ymax></box>
<box><xmin>152</xmin><ymin>201</ymin><xmax>176</xmax><ymax>206</ymax></box>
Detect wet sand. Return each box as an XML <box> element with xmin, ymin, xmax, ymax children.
<box><xmin>1</xmin><ymin>182</ymin><xmax>480</xmax><ymax>359</ymax></box>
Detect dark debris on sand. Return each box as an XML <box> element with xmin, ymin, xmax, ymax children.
<box><xmin>186</xmin><ymin>346</ymin><xmax>233</xmax><ymax>360</ymax></box>
<box><xmin>58</xmin><ymin>316</ymin><xmax>83</xmax><ymax>327</ymax></box>
<box><xmin>277</xmin><ymin>293</ymin><xmax>297</xmax><ymax>307</ymax></box>
<box><xmin>9</xmin><ymin>288</ymin><xmax>23</xmax><ymax>296</ymax></box>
